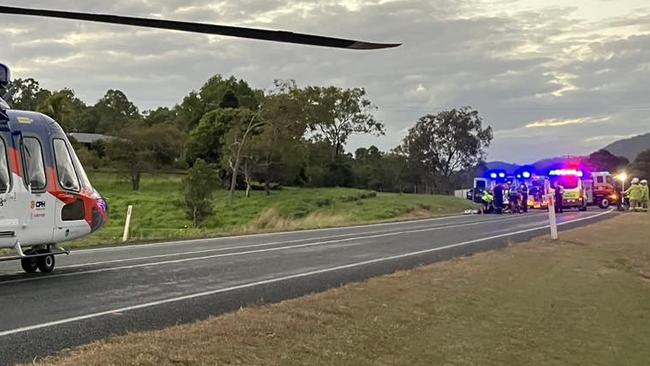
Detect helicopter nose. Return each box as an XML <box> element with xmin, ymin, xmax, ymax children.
<box><xmin>90</xmin><ymin>194</ymin><xmax>109</xmax><ymax>233</ymax></box>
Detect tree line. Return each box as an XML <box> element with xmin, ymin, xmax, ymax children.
<box><xmin>1</xmin><ymin>76</ymin><xmax>495</xmax><ymax>197</ymax></box>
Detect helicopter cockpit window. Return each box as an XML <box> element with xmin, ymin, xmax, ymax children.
<box><xmin>22</xmin><ymin>137</ymin><xmax>47</xmax><ymax>192</ymax></box>
<box><xmin>53</xmin><ymin>139</ymin><xmax>80</xmax><ymax>192</ymax></box>
<box><xmin>0</xmin><ymin>138</ymin><xmax>10</xmax><ymax>194</ymax></box>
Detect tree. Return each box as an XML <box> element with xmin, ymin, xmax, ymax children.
<box><xmin>401</xmin><ymin>107</ymin><xmax>493</xmax><ymax>194</ymax></box>
<box><xmin>381</xmin><ymin>151</ymin><xmax>410</xmax><ymax>192</ymax></box>
<box><xmin>75</xmin><ymin>146</ymin><xmax>103</xmax><ymax>170</ymax></box>
<box><xmin>2</xmin><ymin>78</ymin><xmax>51</xmax><ymax>111</ymax></box>
<box><xmin>631</xmin><ymin>149</ymin><xmax>650</xmax><ymax>179</ymax></box>
<box><xmin>219</xmin><ymin>89</ymin><xmax>240</xmax><ymax>109</ymax></box>
<box><xmin>174</xmin><ymin>91</ymin><xmax>205</xmax><ymax>132</ymax></box>
<box><xmin>184</xmin><ymin>159</ymin><xmax>219</xmax><ymax>227</ymax></box>
<box><xmin>174</xmin><ymin>75</ymin><xmax>261</xmax><ymax>132</ymax></box>
<box><xmin>92</xmin><ymin>90</ymin><xmax>141</xmax><ymax>133</ymax></box>
<box><xmin>200</xmin><ymin>75</ymin><xmax>260</xmax><ymax>112</ymax></box>
<box><xmin>245</xmin><ymin>84</ymin><xmax>309</xmax><ymax>194</ymax></box>
<box><xmin>296</xmin><ymin>86</ymin><xmax>383</xmax><ymax>159</ymax></box>
<box><xmin>585</xmin><ymin>149</ymin><xmax>629</xmax><ymax>173</ymax></box>
<box><xmin>106</xmin><ymin>124</ymin><xmax>185</xmax><ymax>190</ymax></box>
<box><xmin>144</xmin><ymin>107</ymin><xmax>177</xmax><ymax>126</ymax></box>
<box><xmin>353</xmin><ymin>146</ymin><xmax>384</xmax><ymax>189</ymax></box>
<box><xmin>221</xmin><ymin>109</ymin><xmax>263</xmax><ymax>204</ymax></box>
<box><xmin>186</xmin><ymin>108</ymin><xmax>240</xmax><ymax>165</ymax></box>
<box><xmin>37</xmin><ymin>89</ymin><xmax>87</xmax><ymax>131</ymax></box>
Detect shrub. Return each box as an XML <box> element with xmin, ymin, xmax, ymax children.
<box><xmin>184</xmin><ymin>159</ymin><xmax>220</xmax><ymax>227</ymax></box>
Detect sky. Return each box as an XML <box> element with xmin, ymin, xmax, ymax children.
<box><xmin>2</xmin><ymin>0</ymin><xmax>650</xmax><ymax>163</ymax></box>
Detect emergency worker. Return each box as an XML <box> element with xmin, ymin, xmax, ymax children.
<box><xmin>625</xmin><ymin>178</ymin><xmax>643</xmax><ymax>211</ymax></box>
<box><xmin>481</xmin><ymin>190</ymin><xmax>494</xmax><ymax>213</ymax></box>
<box><xmin>614</xmin><ymin>179</ymin><xmax>624</xmax><ymax>211</ymax></box>
<box><xmin>641</xmin><ymin>179</ymin><xmax>649</xmax><ymax>211</ymax></box>
<box><xmin>554</xmin><ymin>184</ymin><xmax>564</xmax><ymax>213</ymax></box>
<box><xmin>509</xmin><ymin>184</ymin><xmax>521</xmax><ymax>213</ymax></box>
<box><xmin>493</xmin><ymin>184</ymin><xmax>504</xmax><ymax>214</ymax></box>
<box><xmin>519</xmin><ymin>182</ymin><xmax>529</xmax><ymax>213</ymax></box>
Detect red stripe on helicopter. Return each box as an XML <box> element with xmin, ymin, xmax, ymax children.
<box><xmin>9</xmin><ymin>147</ymin><xmax>22</xmax><ymax>177</ymax></box>
<box><xmin>48</xmin><ymin>166</ymin><xmax>101</xmax><ymax>227</ymax></box>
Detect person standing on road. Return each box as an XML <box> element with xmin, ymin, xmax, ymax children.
<box><xmin>640</xmin><ymin>179</ymin><xmax>649</xmax><ymax>212</ymax></box>
<box><xmin>519</xmin><ymin>182</ymin><xmax>529</xmax><ymax>213</ymax></box>
<box><xmin>615</xmin><ymin>179</ymin><xmax>624</xmax><ymax>211</ymax></box>
<box><xmin>493</xmin><ymin>184</ymin><xmax>504</xmax><ymax>214</ymax></box>
<box><xmin>554</xmin><ymin>184</ymin><xmax>564</xmax><ymax>213</ymax></box>
<box><xmin>625</xmin><ymin>177</ymin><xmax>643</xmax><ymax>211</ymax></box>
<box><xmin>508</xmin><ymin>183</ymin><xmax>521</xmax><ymax>214</ymax></box>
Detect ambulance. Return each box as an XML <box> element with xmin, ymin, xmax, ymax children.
<box><xmin>548</xmin><ymin>169</ymin><xmax>588</xmax><ymax>211</ymax></box>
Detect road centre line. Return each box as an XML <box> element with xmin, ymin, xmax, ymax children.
<box><xmin>61</xmin><ymin>214</ymin><xmax>545</xmax><ymax>269</ymax></box>
<box><xmin>0</xmin><ymin>210</ymin><xmax>613</xmax><ymax>337</ymax></box>
<box><xmin>1</xmin><ymin>214</ymin><xmax>540</xmax><ymax>285</ymax></box>
<box><xmin>76</xmin><ymin>213</ymin><xmax>476</xmax><ymax>253</ymax></box>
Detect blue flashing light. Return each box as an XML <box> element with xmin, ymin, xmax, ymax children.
<box><xmin>498</xmin><ymin>172</ymin><xmax>506</xmax><ymax>178</ymax></box>
<box><xmin>490</xmin><ymin>172</ymin><xmax>497</xmax><ymax>179</ymax></box>
<box><xmin>522</xmin><ymin>171</ymin><xmax>532</xmax><ymax>179</ymax></box>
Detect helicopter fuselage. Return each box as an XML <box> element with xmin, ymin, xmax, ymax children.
<box><xmin>0</xmin><ymin>109</ymin><xmax>108</xmax><ymax>251</ymax></box>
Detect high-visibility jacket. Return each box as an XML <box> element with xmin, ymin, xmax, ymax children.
<box><xmin>642</xmin><ymin>185</ymin><xmax>649</xmax><ymax>201</ymax></box>
<box><xmin>482</xmin><ymin>191</ymin><xmax>493</xmax><ymax>203</ymax></box>
<box><xmin>625</xmin><ymin>184</ymin><xmax>644</xmax><ymax>201</ymax></box>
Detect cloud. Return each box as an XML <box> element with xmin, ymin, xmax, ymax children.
<box><xmin>583</xmin><ymin>134</ymin><xmax>638</xmax><ymax>144</ymax></box>
<box><xmin>1</xmin><ymin>0</ymin><xmax>650</xmax><ymax>164</ymax></box>
<box><xmin>525</xmin><ymin>116</ymin><xmax>611</xmax><ymax>128</ymax></box>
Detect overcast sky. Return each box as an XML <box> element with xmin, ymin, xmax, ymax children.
<box><xmin>3</xmin><ymin>0</ymin><xmax>650</xmax><ymax>163</ymax></box>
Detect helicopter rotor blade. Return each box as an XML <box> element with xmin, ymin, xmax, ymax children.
<box><xmin>0</xmin><ymin>5</ymin><xmax>401</xmax><ymax>50</ymax></box>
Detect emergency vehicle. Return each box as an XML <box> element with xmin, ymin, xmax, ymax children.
<box><xmin>548</xmin><ymin>169</ymin><xmax>588</xmax><ymax>211</ymax></box>
<box><xmin>587</xmin><ymin>172</ymin><xmax>620</xmax><ymax>208</ymax></box>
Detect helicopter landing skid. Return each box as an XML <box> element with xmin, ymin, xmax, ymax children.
<box><xmin>0</xmin><ymin>243</ymin><xmax>69</xmax><ymax>273</ymax></box>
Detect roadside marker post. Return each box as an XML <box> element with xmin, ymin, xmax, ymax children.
<box><xmin>545</xmin><ymin>180</ymin><xmax>558</xmax><ymax>240</ymax></box>
<box><xmin>123</xmin><ymin>205</ymin><xmax>133</xmax><ymax>242</ymax></box>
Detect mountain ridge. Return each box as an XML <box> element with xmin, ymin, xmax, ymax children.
<box><xmin>603</xmin><ymin>132</ymin><xmax>650</xmax><ymax>162</ymax></box>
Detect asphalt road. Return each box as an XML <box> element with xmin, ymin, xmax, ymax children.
<box><xmin>0</xmin><ymin>208</ymin><xmax>614</xmax><ymax>365</ymax></box>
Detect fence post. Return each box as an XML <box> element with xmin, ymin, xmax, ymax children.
<box><xmin>122</xmin><ymin>205</ymin><xmax>133</xmax><ymax>242</ymax></box>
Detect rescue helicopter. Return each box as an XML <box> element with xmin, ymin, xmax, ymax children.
<box><xmin>0</xmin><ymin>5</ymin><xmax>400</xmax><ymax>274</ymax></box>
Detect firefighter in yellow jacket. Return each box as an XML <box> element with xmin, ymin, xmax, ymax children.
<box><xmin>625</xmin><ymin>178</ymin><xmax>643</xmax><ymax>211</ymax></box>
<box><xmin>641</xmin><ymin>179</ymin><xmax>649</xmax><ymax>211</ymax></box>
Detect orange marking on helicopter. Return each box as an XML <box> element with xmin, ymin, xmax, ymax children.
<box><xmin>52</xmin><ymin>191</ymin><xmax>77</xmax><ymax>205</ymax></box>
<box><xmin>9</xmin><ymin>147</ymin><xmax>21</xmax><ymax>176</ymax></box>
<box><xmin>47</xmin><ymin>167</ymin><xmax>58</xmax><ymax>191</ymax></box>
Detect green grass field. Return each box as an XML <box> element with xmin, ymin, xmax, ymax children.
<box><xmin>68</xmin><ymin>173</ymin><xmax>476</xmax><ymax>248</ymax></box>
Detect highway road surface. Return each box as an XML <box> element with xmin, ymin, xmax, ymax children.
<box><xmin>0</xmin><ymin>208</ymin><xmax>613</xmax><ymax>365</ymax></box>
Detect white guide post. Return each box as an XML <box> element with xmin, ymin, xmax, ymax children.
<box><xmin>545</xmin><ymin>180</ymin><xmax>558</xmax><ymax>240</ymax></box>
<box><xmin>122</xmin><ymin>205</ymin><xmax>133</xmax><ymax>242</ymax></box>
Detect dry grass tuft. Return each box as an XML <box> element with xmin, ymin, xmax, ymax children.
<box><xmin>252</xmin><ymin>208</ymin><xmax>296</xmax><ymax>230</ymax></box>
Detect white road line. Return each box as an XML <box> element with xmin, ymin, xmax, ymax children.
<box><xmin>0</xmin><ymin>209</ymin><xmax>613</xmax><ymax>338</ymax></box>
<box><xmin>0</xmin><ymin>215</ymin><xmax>533</xmax><ymax>285</ymax></box>
<box><xmin>60</xmin><ymin>215</ymin><xmax>542</xmax><ymax>269</ymax></box>
<box><xmin>75</xmin><ymin>213</ymin><xmax>475</xmax><ymax>253</ymax></box>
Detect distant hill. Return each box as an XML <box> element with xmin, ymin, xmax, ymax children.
<box><xmin>603</xmin><ymin>133</ymin><xmax>650</xmax><ymax>162</ymax></box>
<box><xmin>485</xmin><ymin>161</ymin><xmax>520</xmax><ymax>171</ymax></box>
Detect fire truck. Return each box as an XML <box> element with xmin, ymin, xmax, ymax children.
<box><xmin>584</xmin><ymin>171</ymin><xmax>620</xmax><ymax>209</ymax></box>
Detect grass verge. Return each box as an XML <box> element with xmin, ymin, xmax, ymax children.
<box><xmin>30</xmin><ymin>213</ymin><xmax>650</xmax><ymax>366</ymax></box>
<box><xmin>65</xmin><ymin>173</ymin><xmax>476</xmax><ymax>249</ymax></box>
